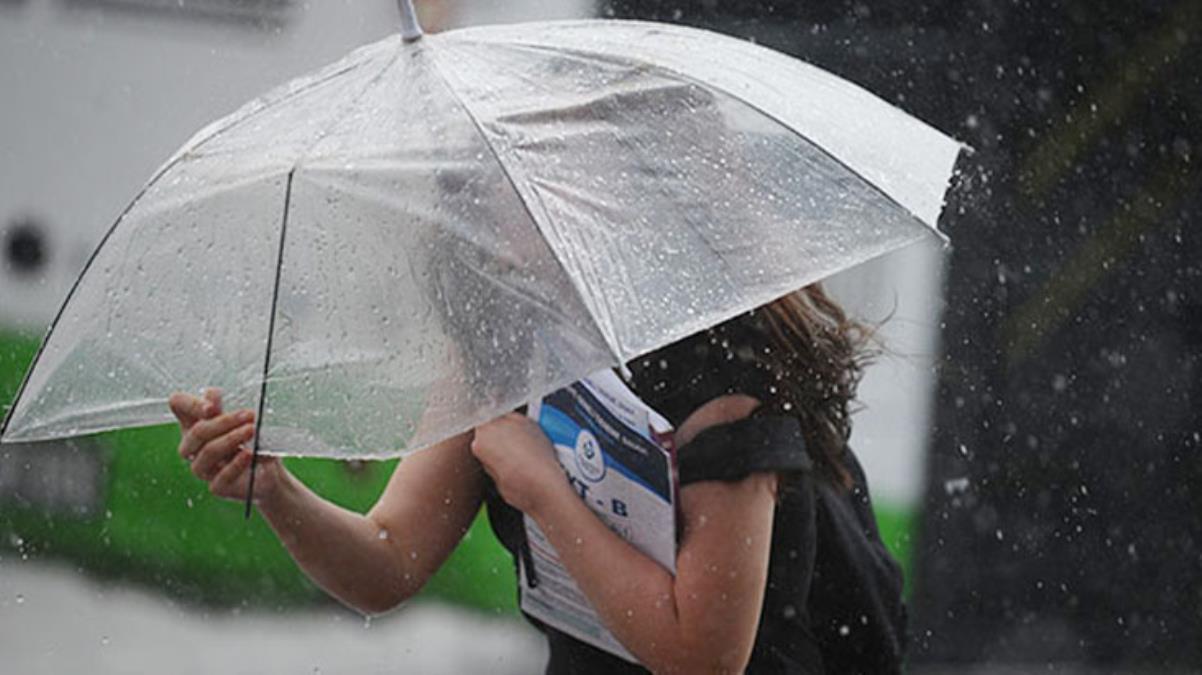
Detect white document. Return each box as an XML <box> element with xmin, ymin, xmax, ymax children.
<box><xmin>521</xmin><ymin>369</ymin><xmax>676</xmax><ymax>663</ymax></box>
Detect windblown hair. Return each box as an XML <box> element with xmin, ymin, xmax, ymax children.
<box><xmin>741</xmin><ymin>285</ymin><xmax>875</xmax><ymax>488</ymax></box>
<box><xmin>631</xmin><ymin>284</ymin><xmax>876</xmax><ymax>489</ymax></box>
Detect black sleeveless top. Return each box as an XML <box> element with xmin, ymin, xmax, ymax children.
<box><xmin>484</xmin><ymin>320</ymin><xmax>907</xmax><ymax>674</ymax></box>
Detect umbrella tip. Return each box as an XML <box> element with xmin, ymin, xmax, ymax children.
<box><xmin>398</xmin><ymin>0</ymin><xmax>424</xmax><ymax>42</ymax></box>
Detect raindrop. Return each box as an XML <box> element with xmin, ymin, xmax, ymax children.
<box><xmin>377</xmin><ymin>529</ymin><xmax>390</xmax><ymax>541</ymax></box>
<box><xmin>101</xmin><ymin>636</ymin><xmax>110</xmax><ymax>646</ymax></box>
<box><xmin>944</xmin><ymin>477</ymin><xmax>970</xmax><ymax>495</ymax></box>
<box><xmin>15</xmin><ymin>594</ymin><xmax>24</xmax><ymax>605</ymax></box>
<box><xmin>838</xmin><ymin>625</ymin><xmax>851</xmax><ymax>636</ymax></box>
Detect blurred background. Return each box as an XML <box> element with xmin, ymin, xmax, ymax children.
<box><xmin>0</xmin><ymin>0</ymin><xmax>1197</xmax><ymax>673</ymax></box>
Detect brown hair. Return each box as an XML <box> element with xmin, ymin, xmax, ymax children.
<box><xmin>742</xmin><ymin>285</ymin><xmax>875</xmax><ymax>489</ymax></box>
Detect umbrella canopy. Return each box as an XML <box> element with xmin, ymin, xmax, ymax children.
<box><xmin>0</xmin><ymin>13</ymin><xmax>963</xmax><ymax>459</ymax></box>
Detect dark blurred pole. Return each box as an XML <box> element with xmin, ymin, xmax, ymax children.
<box><xmin>602</xmin><ymin>0</ymin><xmax>1201</xmax><ymax>668</ymax></box>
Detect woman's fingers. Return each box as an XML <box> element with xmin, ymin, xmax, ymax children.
<box><xmin>168</xmin><ymin>393</ymin><xmax>207</xmax><ymax>431</ymax></box>
<box><xmin>172</xmin><ymin>388</ymin><xmax>263</xmax><ymax>500</ymax></box>
<box><xmin>201</xmin><ymin>387</ymin><xmax>223</xmax><ymax>417</ymax></box>
<box><xmin>191</xmin><ymin>423</ymin><xmax>255</xmax><ymax>480</ymax></box>
<box><xmin>209</xmin><ymin>449</ymin><xmax>253</xmax><ymax>497</ymax></box>
<box><xmin>169</xmin><ymin>388</ymin><xmax>225</xmax><ymax>430</ymax></box>
<box><xmin>179</xmin><ymin>409</ymin><xmax>254</xmax><ymax>460</ymax></box>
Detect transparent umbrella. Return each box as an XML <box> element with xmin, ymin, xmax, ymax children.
<box><xmin>0</xmin><ymin>1</ymin><xmax>964</xmax><ymax>464</ymax></box>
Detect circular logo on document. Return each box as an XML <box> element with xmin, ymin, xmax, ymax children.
<box><xmin>574</xmin><ymin>429</ymin><xmax>606</xmax><ymax>483</ymax></box>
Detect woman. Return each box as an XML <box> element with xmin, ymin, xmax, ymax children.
<box><xmin>170</xmin><ymin>285</ymin><xmax>905</xmax><ymax>673</ymax></box>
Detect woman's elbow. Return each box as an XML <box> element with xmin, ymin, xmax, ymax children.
<box><xmin>347</xmin><ymin>585</ymin><xmax>416</xmax><ymax>616</ymax></box>
<box><xmin>354</xmin><ymin>598</ymin><xmax>402</xmax><ymax>617</ymax></box>
<box><xmin>644</xmin><ymin>640</ymin><xmax>753</xmax><ymax>674</ymax></box>
<box><xmin>339</xmin><ymin>567</ymin><xmax>427</xmax><ymax>616</ymax></box>
<box><xmin>646</xmin><ymin>656</ymin><xmax>751</xmax><ymax>675</ymax></box>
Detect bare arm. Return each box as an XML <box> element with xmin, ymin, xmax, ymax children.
<box><xmin>170</xmin><ymin>390</ymin><xmax>486</xmax><ymax>615</ymax></box>
<box><xmin>259</xmin><ymin>431</ymin><xmax>485</xmax><ymax>614</ymax></box>
<box><xmin>526</xmin><ymin>465</ymin><xmax>775</xmax><ymax>673</ymax></box>
<box><xmin>472</xmin><ymin>396</ymin><xmax>775</xmax><ymax>673</ymax></box>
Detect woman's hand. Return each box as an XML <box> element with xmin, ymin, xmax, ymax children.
<box><xmin>470</xmin><ymin>412</ymin><xmax>568</xmax><ymax>515</ymax></box>
<box><xmin>166</xmin><ymin>392</ymin><xmax>489</xmax><ymax>616</ymax></box>
<box><xmin>168</xmin><ymin>388</ymin><xmax>287</xmax><ymax>504</ymax></box>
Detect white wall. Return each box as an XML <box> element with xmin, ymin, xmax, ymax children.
<box><xmin>0</xmin><ymin>0</ymin><xmax>593</xmax><ymax>330</ymax></box>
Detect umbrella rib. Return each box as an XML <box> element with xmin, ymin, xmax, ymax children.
<box><xmin>423</xmin><ymin>47</ymin><xmax>628</xmax><ymax>369</ymax></box>
<box><xmin>244</xmin><ymin>46</ymin><xmax>403</xmax><ymax>514</ymax></box>
<box><xmin>245</xmin><ymin>169</ymin><xmax>295</xmax><ymax>518</ymax></box>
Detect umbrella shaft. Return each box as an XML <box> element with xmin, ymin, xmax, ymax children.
<box><xmin>398</xmin><ymin>0</ymin><xmax>423</xmax><ymax>42</ymax></box>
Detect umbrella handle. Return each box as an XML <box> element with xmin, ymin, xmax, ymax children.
<box><xmin>398</xmin><ymin>0</ymin><xmax>424</xmax><ymax>42</ymax></box>
<box><xmin>244</xmin><ymin>445</ymin><xmax>259</xmax><ymax>519</ymax></box>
